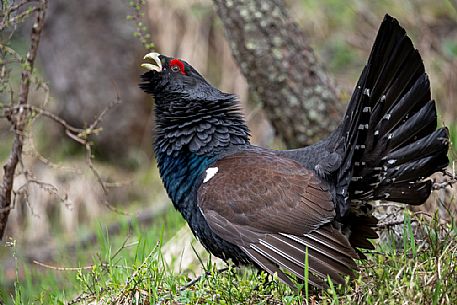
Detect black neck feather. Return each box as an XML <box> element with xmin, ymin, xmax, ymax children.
<box><xmin>154</xmin><ymin>94</ymin><xmax>250</xmax><ymax>157</ymax></box>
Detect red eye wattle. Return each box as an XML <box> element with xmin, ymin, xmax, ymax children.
<box><xmin>170</xmin><ymin>59</ymin><xmax>186</xmax><ymax>75</ymax></box>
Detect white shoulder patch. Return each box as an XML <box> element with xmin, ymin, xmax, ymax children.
<box><xmin>203</xmin><ymin>167</ymin><xmax>219</xmax><ymax>183</ymax></box>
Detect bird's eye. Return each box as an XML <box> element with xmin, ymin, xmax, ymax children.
<box><xmin>169</xmin><ymin>58</ymin><xmax>186</xmax><ymax>75</ymax></box>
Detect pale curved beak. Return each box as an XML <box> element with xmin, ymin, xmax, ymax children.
<box><xmin>141</xmin><ymin>52</ymin><xmax>162</xmax><ymax>72</ymax></box>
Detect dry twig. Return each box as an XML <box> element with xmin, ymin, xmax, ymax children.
<box><xmin>0</xmin><ymin>0</ymin><xmax>47</xmax><ymax>240</ymax></box>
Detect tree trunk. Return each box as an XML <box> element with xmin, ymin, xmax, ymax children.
<box><xmin>212</xmin><ymin>0</ymin><xmax>344</xmax><ymax>148</ymax></box>
<box><xmin>39</xmin><ymin>0</ymin><xmax>151</xmax><ymax>162</ymax></box>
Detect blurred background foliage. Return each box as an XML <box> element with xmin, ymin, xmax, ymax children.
<box><xmin>0</xmin><ymin>0</ymin><xmax>456</xmax><ymax>303</ymax></box>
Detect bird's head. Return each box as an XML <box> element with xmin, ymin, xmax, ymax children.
<box><xmin>139</xmin><ymin>52</ymin><xmax>221</xmax><ymax>102</ymax></box>
<box><xmin>139</xmin><ymin>52</ymin><xmax>250</xmax><ymax>155</ymax></box>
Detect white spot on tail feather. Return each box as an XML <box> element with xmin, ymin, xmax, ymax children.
<box><xmin>355</xmin><ymin>144</ymin><xmax>366</xmax><ymax>150</ymax></box>
<box><xmin>203</xmin><ymin>167</ymin><xmax>219</xmax><ymax>183</ymax></box>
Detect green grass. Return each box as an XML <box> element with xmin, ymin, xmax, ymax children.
<box><xmin>328</xmin><ymin>215</ymin><xmax>457</xmax><ymax>305</ymax></box>
<box><xmin>3</xmin><ymin>210</ymin><xmax>456</xmax><ymax>304</ymax></box>
<box><xmin>0</xmin><ymin>206</ymin><xmax>185</xmax><ymax>304</ymax></box>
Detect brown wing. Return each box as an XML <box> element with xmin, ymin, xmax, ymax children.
<box><xmin>197</xmin><ymin>151</ymin><xmax>359</xmax><ymax>288</ymax></box>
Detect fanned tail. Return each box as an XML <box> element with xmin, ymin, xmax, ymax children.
<box><xmin>335</xmin><ymin>15</ymin><xmax>449</xmax><ymax>250</ymax></box>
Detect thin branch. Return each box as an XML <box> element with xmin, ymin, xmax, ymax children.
<box><xmin>1</xmin><ymin>0</ymin><xmax>39</xmax><ymax>17</ymax></box>
<box><xmin>3</xmin><ymin>104</ymin><xmax>85</xmax><ymax>134</ymax></box>
<box><xmin>15</xmin><ymin>174</ymin><xmax>69</xmax><ymax>207</ymax></box>
<box><xmin>33</xmin><ymin>260</ymin><xmax>97</xmax><ymax>271</ymax></box>
<box><xmin>1</xmin><ymin>6</ymin><xmax>41</xmax><ymax>31</ymax></box>
<box><xmin>377</xmin><ymin>219</ymin><xmax>416</xmax><ymax>230</ymax></box>
<box><xmin>2</xmin><ymin>91</ymin><xmax>126</xmax><ymax>215</ymax></box>
<box><xmin>66</xmin><ymin>293</ymin><xmax>96</xmax><ymax>305</ymax></box>
<box><xmin>179</xmin><ymin>267</ymin><xmax>229</xmax><ymax>291</ymax></box>
<box><xmin>84</xmin><ymin>142</ymin><xmax>129</xmax><ymax>215</ymax></box>
<box><xmin>432</xmin><ymin>170</ymin><xmax>456</xmax><ymax>190</ymax></box>
<box><xmin>28</xmin><ymin>129</ymin><xmax>81</xmax><ymax>173</ymax></box>
<box><xmin>81</xmin><ymin>87</ymin><xmax>125</xmax><ymax>214</ymax></box>
<box><xmin>33</xmin><ymin>260</ymin><xmax>132</xmax><ymax>272</ymax></box>
<box><xmin>0</xmin><ymin>1</ymin><xmax>40</xmax><ymax>31</ymax></box>
<box><xmin>111</xmin><ymin>241</ymin><xmax>161</xmax><ymax>304</ymax></box>
<box><xmin>88</xmin><ymin>81</ymin><xmax>122</xmax><ymax>131</ymax></box>
<box><xmin>0</xmin><ymin>0</ymin><xmax>47</xmax><ymax>240</ymax></box>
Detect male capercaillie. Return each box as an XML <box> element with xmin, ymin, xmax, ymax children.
<box><xmin>140</xmin><ymin>15</ymin><xmax>449</xmax><ymax>288</ymax></box>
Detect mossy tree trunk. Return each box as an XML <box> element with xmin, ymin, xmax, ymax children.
<box><xmin>212</xmin><ymin>0</ymin><xmax>344</xmax><ymax>148</ymax></box>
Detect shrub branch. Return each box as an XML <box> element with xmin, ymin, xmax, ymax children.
<box><xmin>0</xmin><ymin>0</ymin><xmax>47</xmax><ymax>240</ymax></box>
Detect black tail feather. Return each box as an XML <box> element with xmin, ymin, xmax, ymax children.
<box><xmin>333</xmin><ymin>15</ymin><xmax>449</xmax><ymax>250</ymax></box>
<box><xmin>374</xmin><ymin>180</ymin><xmax>432</xmax><ymax>204</ymax></box>
<box><xmin>372</xmin><ymin>75</ymin><xmax>430</xmax><ymax>143</ymax></box>
<box><xmin>384</xmin><ymin>128</ymin><xmax>449</xmax><ymax>166</ymax></box>
<box><xmin>386</xmin><ymin>101</ymin><xmax>437</xmax><ymax>151</ymax></box>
